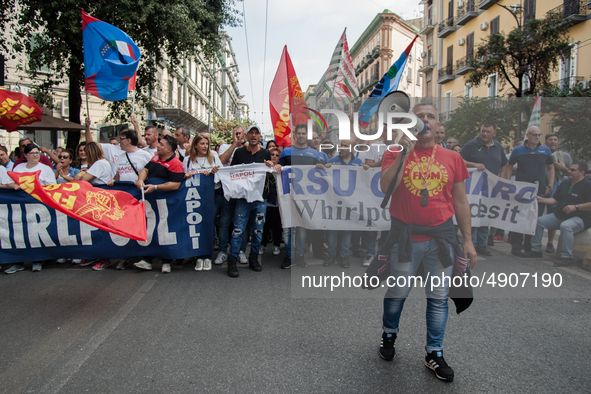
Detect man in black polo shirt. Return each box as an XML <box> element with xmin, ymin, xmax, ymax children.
<box><xmin>133</xmin><ymin>135</ymin><xmax>185</xmax><ymax>273</ymax></box>
<box><xmin>531</xmin><ymin>162</ymin><xmax>591</xmax><ymax>266</ymax></box>
<box><xmin>460</xmin><ymin>122</ymin><xmax>510</xmax><ymax>256</ymax></box>
<box><xmin>227</xmin><ymin>125</ymin><xmax>280</xmax><ymax>277</ymax></box>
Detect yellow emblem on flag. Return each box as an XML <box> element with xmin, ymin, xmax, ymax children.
<box><xmin>75</xmin><ymin>190</ymin><xmax>125</xmax><ymax>221</ymax></box>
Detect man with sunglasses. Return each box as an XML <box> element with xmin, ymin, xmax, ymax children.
<box><xmin>377</xmin><ymin>102</ymin><xmax>476</xmax><ymax>382</ymax></box>
<box><xmin>531</xmin><ymin>162</ymin><xmax>591</xmax><ymax>267</ymax></box>
<box><xmin>508</xmin><ymin>126</ymin><xmax>555</xmax><ymax>257</ymax></box>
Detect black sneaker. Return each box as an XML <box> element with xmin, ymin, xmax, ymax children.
<box><xmin>511</xmin><ymin>248</ymin><xmax>523</xmax><ymax>257</ymax></box>
<box><xmin>487</xmin><ymin>236</ymin><xmax>494</xmax><ymax>247</ymax></box>
<box><xmin>379</xmin><ymin>332</ymin><xmax>396</xmax><ymax>361</ymax></box>
<box><xmin>545</xmin><ymin>244</ymin><xmax>556</xmax><ymax>254</ymax></box>
<box><xmin>248</xmin><ymin>253</ymin><xmax>262</xmax><ymax>272</ymax></box>
<box><xmin>281</xmin><ymin>256</ymin><xmax>291</xmax><ymax>269</ymax></box>
<box><xmin>295</xmin><ymin>254</ymin><xmax>307</xmax><ymax>268</ymax></box>
<box><xmin>425</xmin><ymin>350</ymin><xmax>454</xmax><ymax>382</ymax></box>
<box><xmin>227</xmin><ymin>258</ymin><xmax>239</xmax><ymax>278</ymax></box>
<box><xmin>475</xmin><ymin>247</ymin><xmax>492</xmax><ymax>256</ymax></box>
<box><xmin>554</xmin><ymin>258</ymin><xmax>574</xmax><ymax>267</ymax></box>
<box><xmin>323</xmin><ymin>255</ymin><xmax>336</xmax><ymax>267</ymax></box>
<box><xmin>340</xmin><ymin>255</ymin><xmax>350</xmax><ymax>268</ymax></box>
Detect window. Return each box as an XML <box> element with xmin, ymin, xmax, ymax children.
<box><xmin>488</xmin><ymin>73</ymin><xmax>498</xmax><ymax>97</ymax></box>
<box><xmin>407</xmin><ymin>67</ymin><xmax>413</xmax><ymax>82</ymax></box>
<box><xmin>168</xmin><ymin>79</ymin><xmax>173</xmax><ymax>106</ymax></box>
<box><xmin>30</xmin><ymin>34</ymin><xmax>51</xmax><ymax>73</ymax></box>
<box><xmin>446</xmin><ymin>46</ymin><xmax>453</xmax><ymax>75</ymax></box>
<box><xmin>445</xmin><ymin>90</ymin><xmax>452</xmax><ymax>121</ymax></box>
<box><xmin>464</xmin><ymin>83</ymin><xmax>473</xmax><ymax>98</ymax></box>
<box><xmin>524</xmin><ymin>0</ymin><xmax>535</xmax><ymax>25</ymax></box>
<box><xmin>490</xmin><ymin>17</ymin><xmax>500</xmax><ymax>35</ymax></box>
<box><xmin>559</xmin><ymin>42</ymin><xmax>578</xmax><ymax>90</ymax></box>
<box><xmin>466</xmin><ymin>32</ymin><xmax>474</xmax><ymax>60</ymax></box>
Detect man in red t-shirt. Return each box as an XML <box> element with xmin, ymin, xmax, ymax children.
<box><xmin>377</xmin><ymin>102</ymin><xmax>477</xmax><ymax>383</ymax></box>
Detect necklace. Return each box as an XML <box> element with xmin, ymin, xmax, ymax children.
<box><xmin>412</xmin><ymin>144</ymin><xmax>438</xmax><ymax>207</ymax></box>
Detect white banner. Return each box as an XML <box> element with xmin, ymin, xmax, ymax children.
<box><xmin>274</xmin><ymin>166</ymin><xmax>539</xmax><ymax>235</ymax></box>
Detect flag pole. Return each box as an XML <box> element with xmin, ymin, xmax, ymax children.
<box><xmin>85</xmin><ymin>90</ymin><xmax>90</xmax><ymax>118</ymax></box>
<box><xmin>131</xmin><ymin>90</ymin><xmax>136</xmax><ymax>118</ymax></box>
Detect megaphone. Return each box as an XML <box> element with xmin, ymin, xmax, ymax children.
<box><xmin>377</xmin><ymin>91</ymin><xmax>427</xmax><ymax>137</ymax></box>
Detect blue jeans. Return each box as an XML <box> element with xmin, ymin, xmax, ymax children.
<box><xmin>471</xmin><ymin>226</ymin><xmax>489</xmax><ymax>248</ymax></box>
<box><xmin>383</xmin><ymin>239</ymin><xmax>453</xmax><ymax>353</ymax></box>
<box><xmin>531</xmin><ymin>213</ymin><xmax>585</xmax><ymax>258</ymax></box>
<box><xmin>229</xmin><ymin>199</ymin><xmax>267</xmax><ymax>259</ymax></box>
<box><xmin>327</xmin><ymin>230</ymin><xmax>352</xmax><ymax>257</ymax></box>
<box><xmin>215</xmin><ymin>195</ymin><xmax>235</xmax><ymax>253</ymax></box>
<box><xmin>363</xmin><ymin>231</ymin><xmax>378</xmax><ymax>257</ymax></box>
<box><xmin>283</xmin><ymin>228</ymin><xmax>292</xmax><ymax>258</ymax></box>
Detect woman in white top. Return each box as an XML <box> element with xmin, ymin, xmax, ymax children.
<box><xmin>5</xmin><ymin>144</ymin><xmax>57</xmax><ymax>274</ymax></box>
<box><xmin>61</xmin><ymin>142</ymin><xmax>113</xmax><ymax>185</ymax></box>
<box><xmin>183</xmin><ymin>134</ymin><xmax>222</xmax><ymax>271</ymax></box>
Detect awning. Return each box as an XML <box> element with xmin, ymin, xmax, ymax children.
<box><xmin>14</xmin><ymin>114</ymin><xmax>86</xmax><ymax>131</ymax></box>
<box><xmin>154</xmin><ymin>107</ymin><xmax>208</xmax><ymax>134</ymax></box>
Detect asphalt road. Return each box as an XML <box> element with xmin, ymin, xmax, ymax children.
<box><xmin>1</xmin><ymin>240</ymin><xmax>590</xmax><ymax>393</ymax></box>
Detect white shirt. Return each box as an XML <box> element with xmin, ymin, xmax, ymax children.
<box><xmin>364</xmin><ymin>141</ymin><xmax>387</xmax><ymax>164</ymax></box>
<box><xmin>178</xmin><ymin>147</ymin><xmax>186</xmax><ymax>157</ymax></box>
<box><xmin>217</xmin><ymin>163</ymin><xmax>273</xmax><ymax>203</ymax></box>
<box><xmin>13</xmin><ymin>162</ymin><xmax>57</xmax><ymax>186</ymax></box>
<box><xmin>100</xmin><ymin>143</ymin><xmax>122</xmax><ymax>175</ymax></box>
<box><xmin>116</xmin><ymin>149</ymin><xmax>153</xmax><ymax>181</ymax></box>
<box><xmin>0</xmin><ymin>165</ymin><xmax>12</xmax><ymax>184</ymax></box>
<box><xmin>183</xmin><ymin>153</ymin><xmax>223</xmax><ymax>187</ymax></box>
<box><xmin>142</xmin><ymin>146</ymin><xmax>157</xmax><ymax>156</ymax></box>
<box><xmin>5</xmin><ymin>161</ymin><xmax>14</xmax><ymax>171</ymax></box>
<box><xmin>218</xmin><ymin>144</ymin><xmax>238</xmax><ymax>167</ymax></box>
<box><xmin>87</xmin><ymin>159</ymin><xmax>114</xmax><ymax>185</ymax></box>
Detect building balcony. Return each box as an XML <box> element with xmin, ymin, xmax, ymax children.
<box><xmin>550</xmin><ymin>76</ymin><xmax>585</xmax><ymax>92</ymax></box>
<box><xmin>438</xmin><ymin>18</ymin><xmax>458</xmax><ymax>38</ymax></box>
<box><xmin>419</xmin><ymin>17</ymin><xmax>436</xmax><ymax>35</ymax></box>
<box><xmin>455</xmin><ymin>55</ymin><xmax>475</xmax><ymax>75</ymax></box>
<box><xmin>546</xmin><ymin>0</ymin><xmax>588</xmax><ymax>25</ymax></box>
<box><xmin>152</xmin><ymin>97</ymin><xmax>208</xmax><ymax>133</ymax></box>
<box><xmin>438</xmin><ymin>65</ymin><xmax>456</xmax><ymax>84</ymax></box>
<box><xmin>456</xmin><ymin>0</ymin><xmax>480</xmax><ymax>25</ymax></box>
<box><xmin>478</xmin><ymin>0</ymin><xmax>498</xmax><ymax>10</ymax></box>
<box><xmin>419</xmin><ymin>60</ymin><xmax>436</xmax><ymax>73</ymax></box>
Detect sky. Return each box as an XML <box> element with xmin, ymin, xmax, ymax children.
<box><xmin>225</xmin><ymin>0</ymin><xmax>423</xmax><ymax>137</ymax></box>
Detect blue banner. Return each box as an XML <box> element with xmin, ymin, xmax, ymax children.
<box><xmin>0</xmin><ymin>175</ymin><xmax>214</xmax><ymax>264</ymax></box>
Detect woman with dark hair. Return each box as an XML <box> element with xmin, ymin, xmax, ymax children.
<box><xmin>266</xmin><ymin>140</ymin><xmax>278</xmax><ymax>150</ymax></box>
<box><xmin>74</xmin><ymin>141</ymin><xmax>88</xmax><ymax>170</ymax></box>
<box><xmin>260</xmin><ymin>147</ymin><xmax>283</xmax><ymax>258</ymax></box>
<box><xmin>5</xmin><ymin>144</ymin><xmax>56</xmax><ymax>274</ymax></box>
<box><xmin>62</xmin><ymin>142</ymin><xmax>112</xmax><ymax>185</ymax></box>
<box><xmin>183</xmin><ymin>134</ymin><xmax>222</xmax><ymax>271</ymax></box>
<box><xmin>452</xmin><ymin>145</ymin><xmax>462</xmax><ymax>153</ymax></box>
<box><xmin>55</xmin><ymin>148</ymin><xmax>80</xmax><ymax>184</ymax></box>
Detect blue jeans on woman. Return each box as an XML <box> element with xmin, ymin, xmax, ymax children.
<box><xmin>382</xmin><ymin>239</ymin><xmax>453</xmax><ymax>353</ymax></box>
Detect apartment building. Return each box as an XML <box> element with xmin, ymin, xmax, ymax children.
<box><xmin>419</xmin><ymin>0</ymin><xmax>591</xmax><ymax>104</ymax></box>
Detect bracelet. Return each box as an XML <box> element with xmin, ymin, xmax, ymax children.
<box><xmin>155</xmin><ymin>184</ymin><xmax>158</xmax><ymax>191</ymax></box>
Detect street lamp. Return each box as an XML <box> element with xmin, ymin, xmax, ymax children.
<box><xmin>207</xmin><ymin>64</ymin><xmax>238</xmax><ymax>133</ymax></box>
<box><xmin>496</xmin><ymin>2</ymin><xmax>523</xmax><ymax>29</ymax></box>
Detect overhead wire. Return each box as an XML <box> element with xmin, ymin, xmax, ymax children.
<box><xmin>241</xmin><ymin>0</ymin><xmax>256</xmax><ymax>119</ymax></box>
<box><xmin>260</xmin><ymin>0</ymin><xmax>269</xmax><ymax>130</ymax></box>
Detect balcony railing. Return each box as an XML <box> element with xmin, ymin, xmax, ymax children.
<box><xmin>479</xmin><ymin>0</ymin><xmax>498</xmax><ymax>10</ymax></box>
<box><xmin>438</xmin><ymin>17</ymin><xmax>458</xmax><ymax>38</ymax></box>
<box><xmin>550</xmin><ymin>76</ymin><xmax>585</xmax><ymax>91</ymax></box>
<box><xmin>457</xmin><ymin>0</ymin><xmax>480</xmax><ymax>25</ymax></box>
<box><xmin>438</xmin><ymin>65</ymin><xmax>456</xmax><ymax>83</ymax></box>
<box><xmin>455</xmin><ymin>55</ymin><xmax>475</xmax><ymax>75</ymax></box>
<box><xmin>419</xmin><ymin>16</ymin><xmax>436</xmax><ymax>34</ymax></box>
<box><xmin>546</xmin><ymin>0</ymin><xmax>588</xmax><ymax>24</ymax></box>
<box><xmin>419</xmin><ymin>59</ymin><xmax>436</xmax><ymax>73</ymax></box>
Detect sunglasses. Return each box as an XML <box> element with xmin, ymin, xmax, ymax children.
<box><xmin>270</xmin><ymin>153</ymin><xmax>280</xmax><ymax>157</ymax></box>
<box><xmin>59</xmin><ymin>155</ymin><xmax>70</xmax><ymax>159</ymax></box>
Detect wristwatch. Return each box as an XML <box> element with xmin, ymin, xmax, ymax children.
<box><xmin>575</xmin><ymin>204</ymin><xmax>579</xmax><ymax>210</ymax></box>
<box><xmin>155</xmin><ymin>184</ymin><xmax>158</xmax><ymax>191</ymax></box>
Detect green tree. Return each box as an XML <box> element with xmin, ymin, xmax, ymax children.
<box><xmin>467</xmin><ymin>11</ymin><xmax>572</xmax><ymax>98</ymax></box>
<box><xmin>545</xmin><ymin>97</ymin><xmax>591</xmax><ymax>162</ymax></box>
<box><xmin>1</xmin><ymin>0</ymin><xmax>238</xmax><ymax>150</ymax></box>
<box><xmin>212</xmin><ymin>116</ymin><xmax>254</xmax><ymax>143</ymax></box>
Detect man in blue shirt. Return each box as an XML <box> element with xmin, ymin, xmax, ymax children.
<box><xmin>324</xmin><ymin>139</ymin><xmax>363</xmax><ymax>268</ymax></box>
<box><xmin>508</xmin><ymin>126</ymin><xmax>555</xmax><ymax>257</ymax></box>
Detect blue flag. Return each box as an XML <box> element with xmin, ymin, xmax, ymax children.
<box><xmin>358</xmin><ymin>35</ymin><xmax>417</xmax><ymax>128</ymax></box>
<box><xmin>82</xmin><ymin>9</ymin><xmax>141</xmax><ymax>101</ymax></box>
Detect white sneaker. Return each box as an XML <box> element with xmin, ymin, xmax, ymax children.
<box><xmin>195</xmin><ymin>258</ymin><xmax>203</xmax><ymax>271</ymax></box>
<box><xmin>32</xmin><ymin>262</ymin><xmax>42</xmax><ymax>272</ymax></box>
<box><xmin>273</xmin><ymin>246</ymin><xmax>281</xmax><ymax>256</ymax></box>
<box><xmin>363</xmin><ymin>256</ymin><xmax>373</xmax><ymax>267</ymax></box>
<box><xmin>56</xmin><ymin>258</ymin><xmax>67</xmax><ymax>264</ymax></box>
<box><xmin>215</xmin><ymin>251</ymin><xmax>227</xmax><ymax>265</ymax></box>
<box><xmin>71</xmin><ymin>259</ymin><xmax>82</xmax><ymax>264</ymax></box>
<box><xmin>203</xmin><ymin>259</ymin><xmax>212</xmax><ymax>271</ymax></box>
<box><xmin>162</xmin><ymin>263</ymin><xmax>171</xmax><ymax>273</ymax></box>
<box><xmin>239</xmin><ymin>251</ymin><xmax>248</xmax><ymax>264</ymax></box>
<box><xmin>259</xmin><ymin>246</ymin><xmax>266</xmax><ymax>255</ymax></box>
<box><xmin>134</xmin><ymin>260</ymin><xmax>153</xmax><ymax>270</ymax></box>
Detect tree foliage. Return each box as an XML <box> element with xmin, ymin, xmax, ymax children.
<box><xmin>444</xmin><ymin>97</ymin><xmax>536</xmax><ymax>145</ymax></box>
<box><xmin>545</xmin><ymin>98</ymin><xmax>591</xmax><ymax>162</ymax></box>
<box><xmin>467</xmin><ymin>12</ymin><xmax>572</xmax><ymax>97</ymax></box>
<box><xmin>212</xmin><ymin>116</ymin><xmax>254</xmax><ymax>143</ymax></box>
<box><xmin>0</xmin><ymin>0</ymin><xmax>239</xmax><ymax>149</ymax></box>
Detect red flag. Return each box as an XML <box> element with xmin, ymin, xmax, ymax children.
<box><xmin>0</xmin><ymin>90</ymin><xmax>43</xmax><ymax>132</ymax></box>
<box><xmin>8</xmin><ymin>171</ymin><xmax>147</xmax><ymax>241</ymax></box>
<box><xmin>269</xmin><ymin>46</ymin><xmax>308</xmax><ymax>147</ymax></box>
